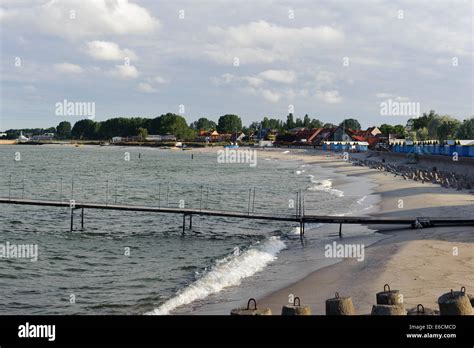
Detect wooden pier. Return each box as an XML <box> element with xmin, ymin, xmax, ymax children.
<box><xmin>1</xmin><ymin>197</ymin><xmax>473</xmax><ymax>237</ymax></box>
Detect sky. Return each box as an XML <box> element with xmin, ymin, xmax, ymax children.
<box><xmin>0</xmin><ymin>0</ymin><xmax>472</xmax><ymax>130</ymax></box>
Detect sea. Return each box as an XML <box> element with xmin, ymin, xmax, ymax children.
<box><xmin>0</xmin><ymin>145</ymin><xmax>383</xmax><ymax>315</ymax></box>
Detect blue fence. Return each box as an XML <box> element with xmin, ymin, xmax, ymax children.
<box><xmin>391</xmin><ymin>144</ymin><xmax>474</xmax><ymax>157</ymax></box>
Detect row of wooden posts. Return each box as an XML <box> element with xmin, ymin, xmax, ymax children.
<box><xmin>231</xmin><ymin>284</ymin><xmax>474</xmax><ymax>315</ymax></box>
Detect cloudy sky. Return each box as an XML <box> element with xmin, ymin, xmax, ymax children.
<box><xmin>0</xmin><ymin>0</ymin><xmax>472</xmax><ymax>130</ymax></box>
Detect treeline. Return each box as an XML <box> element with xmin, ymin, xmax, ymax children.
<box><xmin>3</xmin><ymin>110</ymin><xmax>473</xmax><ymax>141</ymax></box>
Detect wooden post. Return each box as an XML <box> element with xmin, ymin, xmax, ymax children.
<box><xmin>81</xmin><ymin>208</ymin><xmax>84</xmax><ymax>230</ymax></box>
<box><xmin>8</xmin><ymin>175</ymin><xmax>11</xmax><ymax>200</ymax></box>
<box><xmin>158</xmin><ymin>183</ymin><xmax>161</xmax><ymax>208</ymax></box>
<box><xmin>106</xmin><ymin>180</ymin><xmax>109</xmax><ymax>206</ymax></box>
<box><xmin>199</xmin><ymin>185</ymin><xmax>203</xmax><ymax>211</ymax></box>
<box><xmin>59</xmin><ymin>177</ymin><xmax>63</xmax><ymax>202</ymax></box>
<box><xmin>70</xmin><ymin>209</ymin><xmax>74</xmax><ymax>232</ymax></box>
<box><xmin>182</xmin><ymin>214</ymin><xmax>186</xmax><ymax>234</ymax></box>
<box><xmin>339</xmin><ymin>223</ymin><xmax>342</xmax><ymax>238</ymax></box>
<box><xmin>252</xmin><ymin>187</ymin><xmax>256</xmax><ymax>213</ymax></box>
<box><xmin>247</xmin><ymin>188</ymin><xmax>251</xmax><ymax>215</ymax></box>
<box><xmin>189</xmin><ymin>214</ymin><xmax>192</xmax><ymax>230</ymax></box>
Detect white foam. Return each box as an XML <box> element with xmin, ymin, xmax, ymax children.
<box><xmin>282</xmin><ymin>151</ymin><xmax>290</xmax><ymax>154</ymax></box>
<box><xmin>307</xmin><ymin>176</ymin><xmax>344</xmax><ymax>197</ymax></box>
<box><xmin>145</xmin><ymin>236</ymin><xmax>286</xmax><ymax>315</ymax></box>
<box><xmin>356</xmin><ymin>195</ymin><xmax>367</xmax><ymax>205</ymax></box>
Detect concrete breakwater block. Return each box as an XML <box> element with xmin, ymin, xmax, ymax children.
<box><xmin>325</xmin><ymin>292</ymin><xmax>355</xmax><ymax>315</ymax></box>
<box><xmin>371</xmin><ymin>304</ymin><xmax>406</xmax><ymax>315</ymax></box>
<box><xmin>376</xmin><ymin>284</ymin><xmax>403</xmax><ymax>305</ymax></box>
<box><xmin>438</xmin><ymin>288</ymin><xmax>472</xmax><ymax>315</ymax></box>
<box><xmin>281</xmin><ymin>297</ymin><xmax>311</xmax><ymax>315</ymax></box>
<box><xmin>231</xmin><ymin>298</ymin><xmax>272</xmax><ymax>316</ymax></box>
<box><xmin>461</xmin><ymin>287</ymin><xmax>474</xmax><ymax>307</ymax></box>
<box><xmin>407</xmin><ymin>304</ymin><xmax>438</xmax><ymax>316</ymax></box>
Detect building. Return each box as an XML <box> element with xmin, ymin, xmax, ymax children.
<box><xmin>29</xmin><ymin>133</ymin><xmax>55</xmax><ymax>141</ymax></box>
<box><xmin>146</xmin><ymin>134</ymin><xmax>177</xmax><ymax>142</ymax></box>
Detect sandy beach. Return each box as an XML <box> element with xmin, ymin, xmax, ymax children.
<box><xmin>193</xmin><ymin>146</ymin><xmax>474</xmax><ymax>314</ymax></box>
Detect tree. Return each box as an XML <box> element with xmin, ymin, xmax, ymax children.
<box><xmin>379</xmin><ymin>124</ymin><xmax>395</xmax><ymax>136</ymax></box>
<box><xmin>323</xmin><ymin>123</ymin><xmax>336</xmax><ymax>128</ymax></box>
<box><xmin>192</xmin><ymin>118</ymin><xmax>216</xmax><ymax>131</ymax></box>
<box><xmin>149</xmin><ymin>113</ymin><xmax>193</xmax><ymax>139</ymax></box>
<box><xmin>393</xmin><ymin>125</ymin><xmax>406</xmax><ymax>137</ymax></box>
<box><xmin>310</xmin><ymin>118</ymin><xmax>323</xmax><ymax>128</ymax></box>
<box><xmin>340</xmin><ymin>118</ymin><xmax>361</xmax><ymax>130</ymax></box>
<box><xmin>217</xmin><ymin>114</ymin><xmax>242</xmax><ymax>133</ymax></box>
<box><xmin>137</xmin><ymin>127</ymin><xmax>148</xmax><ymax>140</ymax></box>
<box><xmin>71</xmin><ymin>119</ymin><xmax>100</xmax><ymax>140</ymax></box>
<box><xmin>456</xmin><ymin>118</ymin><xmax>474</xmax><ymax>139</ymax></box>
<box><xmin>437</xmin><ymin>119</ymin><xmax>461</xmax><ymax>141</ymax></box>
<box><xmin>303</xmin><ymin>114</ymin><xmax>311</xmax><ymax>127</ymax></box>
<box><xmin>56</xmin><ymin>121</ymin><xmax>71</xmax><ymax>139</ymax></box>
<box><xmin>286</xmin><ymin>113</ymin><xmax>295</xmax><ymax>129</ymax></box>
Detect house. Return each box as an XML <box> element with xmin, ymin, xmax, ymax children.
<box><xmin>112</xmin><ymin>136</ymin><xmax>123</xmax><ymax>143</ymax></box>
<box><xmin>293</xmin><ymin>128</ymin><xmax>323</xmax><ymax>142</ymax></box>
<box><xmin>146</xmin><ymin>134</ymin><xmax>177</xmax><ymax>142</ymax></box>
<box><xmin>29</xmin><ymin>133</ymin><xmax>55</xmax><ymax>141</ymax></box>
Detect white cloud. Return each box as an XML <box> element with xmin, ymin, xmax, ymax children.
<box><xmin>204</xmin><ymin>20</ymin><xmax>344</xmax><ymax>64</ymax></box>
<box><xmin>260</xmin><ymin>89</ymin><xmax>281</xmax><ymax>102</ymax></box>
<box><xmin>137</xmin><ymin>82</ymin><xmax>157</xmax><ymax>93</ymax></box>
<box><xmin>316</xmin><ymin>90</ymin><xmax>342</xmax><ymax>104</ymax></box>
<box><xmin>54</xmin><ymin>62</ymin><xmax>83</xmax><ymax>73</ymax></box>
<box><xmin>109</xmin><ymin>64</ymin><xmax>139</xmax><ymax>79</ymax></box>
<box><xmin>86</xmin><ymin>41</ymin><xmax>137</xmax><ymax>61</ymax></box>
<box><xmin>258</xmin><ymin>70</ymin><xmax>296</xmax><ymax>84</ymax></box>
<box><xmin>1</xmin><ymin>0</ymin><xmax>159</xmax><ymax>39</ymax></box>
<box><xmin>146</xmin><ymin>76</ymin><xmax>167</xmax><ymax>84</ymax></box>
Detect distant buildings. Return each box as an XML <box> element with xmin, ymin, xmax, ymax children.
<box><xmin>29</xmin><ymin>133</ymin><xmax>55</xmax><ymax>141</ymax></box>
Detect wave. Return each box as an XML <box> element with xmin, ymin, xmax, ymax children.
<box><xmin>145</xmin><ymin>236</ymin><xmax>286</xmax><ymax>315</ymax></box>
<box><xmin>307</xmin><ymin>176</ymin><xmax>344</xmax><ymax>197</ymax></box>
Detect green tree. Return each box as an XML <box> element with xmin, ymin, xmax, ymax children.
<box><xmin>192</xmin><ymin>118</ymin><xmax>217</xmax><ymax>131</ymax></box>
<box><xmin>393</xmin><ymin>125</ymin><xmax>406</xmax><ymax>137</ymax></box>
<box><xmin>323</xmin><ymin>123</ymin><xmax>336</xmax><ymax>128</ymax></box>
<box><xmin>56</xmin><ymin>121</ymin><xmax>71</xmax><ymax>139</ymax></box>
<box><xmin>456</xmin><ymin>118</ymin><xmax>474</xmax><ymax>139</ymax></box>
<box><xmin>286</xmin><ymin>113</ymin><xmax>295</xmax><ymax>129</ymax></box>
<box><xmin>149</xmin><ymin>113</ymin><xmax>193</xmax><ymax>139</ymax></box>
<box><xmin>310</xmin><ymin>118</ymin><xmax>323</xmax><ymax>128</ymax></box>
<box><xmin>437</xmin><ymin>119</ymin><xmax>461</xmax><ymax>141</ymax></box>
<box><xmin>340</xmin><ymin>118</ymin><xmax>361</xmax><ymax>130</ymax></box>
<box><xmin>379</xmin><ymin>124</ymin><xmax>395</xmax><ymax>135</ymax></box>
<box><xmin>303</xmin><ymin>114</ymin><xmax>311</xmax><ymax>127</ymax></box>
<box><xmin>71</xmin><ymin>119</ymin><xmax>100</xmax><ymax>140</ymax></box>
<box><xmin>217</xmin><ymin>114</ymin><xmax>242</xmax><ymax>133</ymax></box>
<box><xmin>137</xmin><ymin>127</ymin><xmax>148</xmax><ymax>140</ymax></box>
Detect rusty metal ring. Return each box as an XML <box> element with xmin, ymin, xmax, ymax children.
<box><xmin>416</xmin><ymin>304</ymin><xmax>425</xmax><ymax>313</ymax></box>
<box><xmin>293</xmin><ymin>297</ymin><xmax>301</xmax><ymax>306</ymax></box>
<box><xmin>335</xmin><ymin>292</ymin><xmax>340</xmax><ymax>299</ymax></box>
<box><xmin>247</xmin><ymin>298</ymin><xmax>257</xmax><ymax>310</ymax></box>
<box><xmin>461</xmin><ymin>286</ymin><xmax>466</xmax><ymax>293</ymax></box>
<box><xmin>384</xmin><ymin>284</ymin><xmax>390</xmax><ymax>292</ymax></box>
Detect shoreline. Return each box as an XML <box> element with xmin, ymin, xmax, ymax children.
<box><xmin>253</xmin><ymin>148</ymin><xmax>473</xmax><ymax>314</ymax></box>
